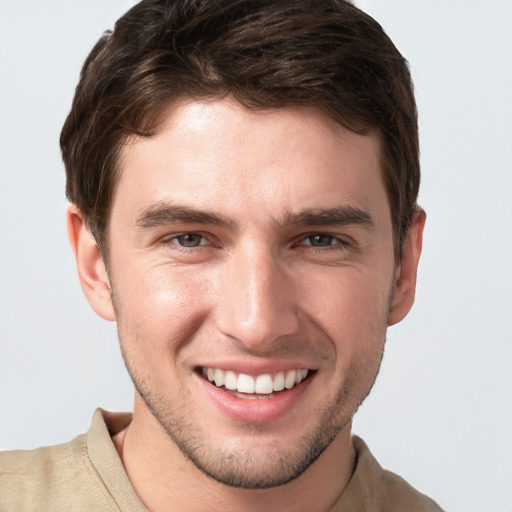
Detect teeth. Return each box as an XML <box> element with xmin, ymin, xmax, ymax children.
<box><xmin>224</xmin><ymin>370</ymin><xmax>237</xmax><ymax>390</ymax></box>
<box><xmin>296</xmin><ymin>368</ymin><xmax>308</xmax><ymax>383</ymax></box>
<box><xmin>285</xmin><ymin>370</ymin><xmax>296</xmax><ymax>389</ymax></box>
<box><xmin>255</xmin><ymin>374</ymin><xmax>273</xmax><ymax>394</ymax></box>
<box><xmin>214</xmin><ymin>368</ymin><xmax>225</xmax><ymax>387</ymax></box>
<box><xmin>237</xmin><ymin>373</ymin><xmax>255</xmax><ymax>393</ymax></box>
<box><xmin>202</xmin><ymin>367</ymin><xmax>309</xmax><ymax>394</ymax></box>
<box><xmin>273</xmin><ymin>371</ymin><xmax>285</xmax><ymax>391</ymax></box>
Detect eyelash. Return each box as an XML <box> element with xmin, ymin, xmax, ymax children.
<box><xmin>162</xmin><ymin>233</ymin><xmax>210</xmax><ymax>249</ymax></box>
<box><xmin>298</xmin><ymin>234</ymin><xmax>350</xmax><ymax>249</ymax></box>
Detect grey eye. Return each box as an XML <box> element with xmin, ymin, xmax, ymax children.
<box><xmin>306</xmin><ymin>234</ymin><xmax>335</xmax><ymax>247</ymax></box>
<box><xmin>175</xmin><ymin>234</ymin><xmax>204</xmax><ymax>247</ymax></box>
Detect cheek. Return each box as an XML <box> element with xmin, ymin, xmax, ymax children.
<box><xmin>112</xmin><ymin>262</ymin><xmax>214</xmax><ymax>355</ymax></box>
<box><xmin>303</xmin><ymin>269</ymin><xmax>392</xmax><ymax>359</ymax></box>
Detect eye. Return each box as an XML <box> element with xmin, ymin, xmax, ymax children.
<box><xmin>171</xmin><ymin>233</ymin><xmax>207</xmax><ymax>248</ymax></box>
<box><xmin>302</xmin><ymin>234</ymin><xmax>342</xmax><ymax>247</ymax></box>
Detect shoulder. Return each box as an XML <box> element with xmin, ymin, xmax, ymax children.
<box><xmin>336</xmin><ymin>436</ymin><xmax>445</xmax><ymax>512</ymax></box>
<box><xmin>0</xmin><ymin>434</ymin><xmax>118</xmax><ymax>511</ymax></box>
<box><xmin>378</xmin><ymin>465</ymin><xmax>444</xmax><ymax>512</ymax></box>
<box><xmin>1</xmin><ymin>432</ymin><xmax>87</xmax><ymax>472</ymax></box>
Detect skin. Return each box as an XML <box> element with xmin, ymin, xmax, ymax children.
<box><xmin>68</xmin><ymin>98</ymin><xmax>425</xmax><ymax>512</ymax></box>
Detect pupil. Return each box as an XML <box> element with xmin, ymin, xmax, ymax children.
<box><xmin>180</xmin><ymin>234</ymin><xmax>200</xmax><ymax>247</ymax></box>
<box><xmin>310</xmin><ymin>235</ymin><xmax>332</xmax><ymax>246</ymax></box>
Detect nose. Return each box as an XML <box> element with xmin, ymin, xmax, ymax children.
<box><xmin>214</xmin><ymin>243</ymin><xmax>300</xmax><ymax>352</ymax></box>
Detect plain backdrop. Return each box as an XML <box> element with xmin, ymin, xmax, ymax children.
<box><xmin>0</xmin><ymin>1</ymin><xmax>511</xmax><ymax>511</ymax></box>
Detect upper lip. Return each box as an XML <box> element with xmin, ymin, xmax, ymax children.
<box><xmin>195</xmin><ymin>359</ymin><xmax>316</xmax><ymax>376</ymax></box>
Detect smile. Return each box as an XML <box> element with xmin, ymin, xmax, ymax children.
<box><xmin>201</xmin><ymin>367</ymin><xmax>309</xmax><ymax>396</ymax></box>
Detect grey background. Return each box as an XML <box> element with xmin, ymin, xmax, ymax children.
<box><xmin>1</xmin><ymin>1</ymin><xmax>511</xmax><ymax>511</ymax></box>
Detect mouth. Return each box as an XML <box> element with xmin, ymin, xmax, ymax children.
<box><xmin>199</xmin><ymin>367</ymin><xmax>311</xmax><ymax>399</ymax></box>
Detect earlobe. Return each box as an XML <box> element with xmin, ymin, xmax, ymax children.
<box><xmin>67</xmin><ymin>205</ymin><xmax>116</xmax><ymax>321</ymax></box>
<box><xmin>388</xmin><ymin>208</ymin><xmax>426</xmax><ymax>326</ymax></box>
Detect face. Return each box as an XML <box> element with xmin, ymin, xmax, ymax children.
<box><xmin>104</xmin><ymin>99</ymin><xmax>398</xmax><ymax>488</ymax></box>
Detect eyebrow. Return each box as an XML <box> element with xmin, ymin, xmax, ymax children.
<box><xmin>135</xmin><ymin>202</ymin><xmax>375</xmax><ymax>231</ymax></box>
<box><xmin>136</xmin><ymin>202</ymin><xmax>235</xmax><ymax>229</ymax></box>
<box><xmin>278</xmin><ymin>206</ymin><xmax>375</xmax><ymax>230</ymax></box>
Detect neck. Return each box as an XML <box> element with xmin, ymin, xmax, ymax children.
<box><xmin>113</xmin><ymin>399</ymin><xmax>355</xmax><ymax>512</ymax></box>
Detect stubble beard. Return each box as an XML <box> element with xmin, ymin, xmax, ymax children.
<box><xmin>119</xmin><ymin>336</ymin><xmax>385</xmax><ymax>490</ymax></box>
<box><xmin>112</xmin><ymin>282</ymin><xmax>391</xmax><ymax>490</ymax></box>
<box><xmin>137</xmin><ymin>382</ymin><xmax>351</xmax><ymax>489</ymax></box>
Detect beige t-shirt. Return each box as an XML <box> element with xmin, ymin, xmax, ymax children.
<box><xmin>0</xmin><ymin>409</ymin><xmax>444</xmax><ymax>511</ymax></box>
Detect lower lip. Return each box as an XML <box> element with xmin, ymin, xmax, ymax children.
<box><xmin>196</xmin><ymin>373</ymin><xmax>313</xmax><ymax>424</ymax></box>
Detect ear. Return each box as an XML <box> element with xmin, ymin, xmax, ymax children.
<box><xmin>67</xmin><ymin>205</ymin><xmax>116</xmax><ymax>321</ymax></box>
<box><xmin>388</xmin><ymin>208</ymin><xmax>426</xmax><ymax>326</ymax></box>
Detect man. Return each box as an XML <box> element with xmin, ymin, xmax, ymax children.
<box><xmin>0</xmin><ymin>0</ymin><xmax>443</xmax><ymax>510</ymax></box>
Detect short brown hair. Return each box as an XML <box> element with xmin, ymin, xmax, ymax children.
<box><xmin>61</xmin><ymin>0</ymin><xmax>419</xmax><ymax>261</ymax></box>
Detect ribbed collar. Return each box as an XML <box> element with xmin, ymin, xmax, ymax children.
<box><xmin>86</xmin><ymin>409</ymin><xmax>433</xmax><ymax>512</ymax></box>
<box><xmin>87</xmin><ymin>408</ymin><xmax>148</xmax><ymax>512</ymax></box>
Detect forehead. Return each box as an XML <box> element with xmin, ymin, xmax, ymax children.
<box><xmin>114</xmin><ymin>98</ymin><xmax>388</xmax><ymax>227</ymax></box>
